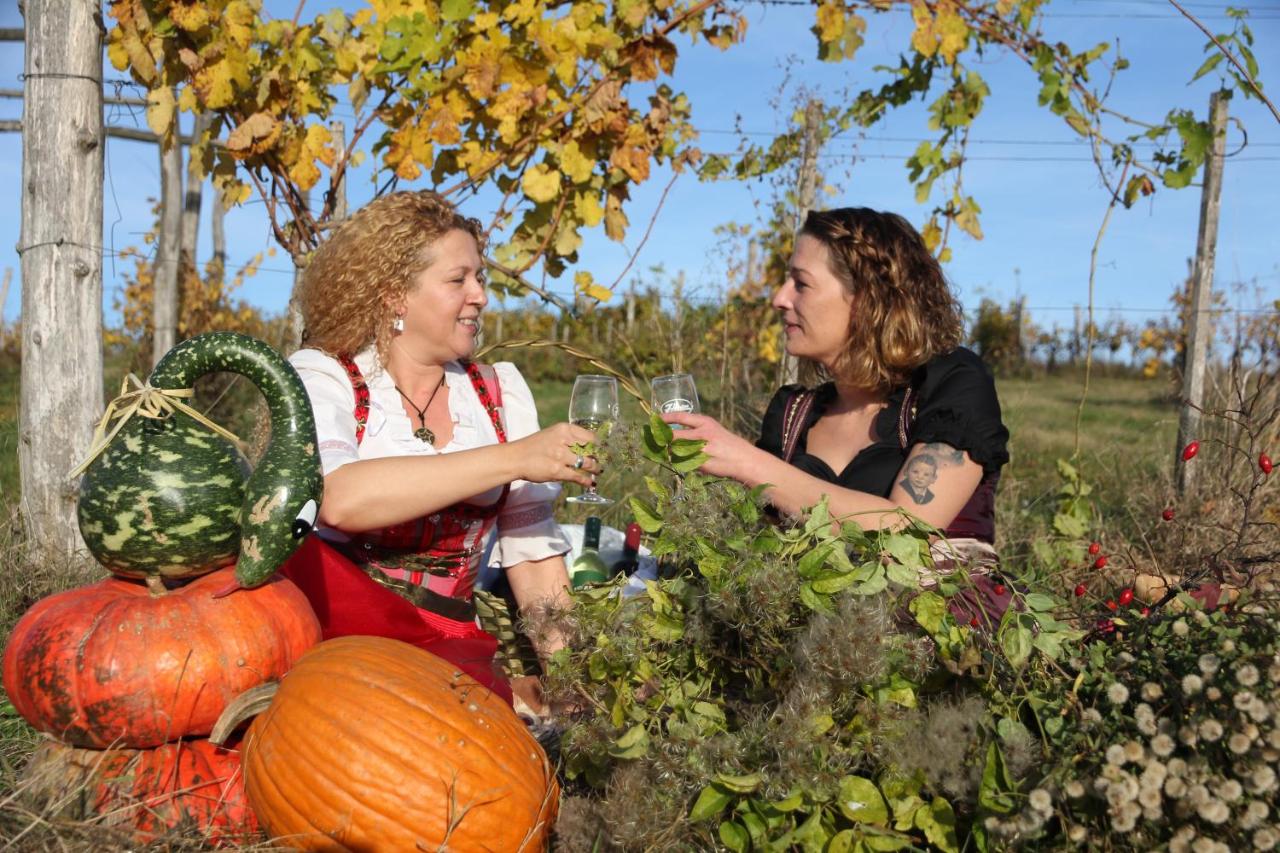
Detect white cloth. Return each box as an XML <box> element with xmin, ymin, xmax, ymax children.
<box><xmin>289</xmin><ymin>347</ymin><xmax>571</xmax><ymax>568</ymax></box>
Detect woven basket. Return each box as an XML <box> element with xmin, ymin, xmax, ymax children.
<box><xmin>473</xmin><ymin>588</ymin><xmax>543</xmax><ymax>679</ymax></box>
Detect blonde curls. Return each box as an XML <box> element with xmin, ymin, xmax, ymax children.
<box><xmin>298</xmin><ymin>191</ymin><xmax>484</xmax><ymax>362</ymax></box>
<box><xmin>798</xmin><ymin>208</ymin><xmax>962</xmax><ymax>395</ymax></box>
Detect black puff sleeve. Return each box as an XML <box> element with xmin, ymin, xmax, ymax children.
<box><xmin>908</xmin><ymin>348</ymin><xmax>1010</xmax><ymax>476</ymax></box>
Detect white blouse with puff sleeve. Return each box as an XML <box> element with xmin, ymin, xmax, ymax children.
<box><xmin>288</xmin><ymin>347</ymin><xmax>571</xmax><ymax>569</ymax></box>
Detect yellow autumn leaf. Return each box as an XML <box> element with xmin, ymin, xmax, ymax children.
<box><xmin>177</xmin><ymin>85</ymin><xmax>198</xmax><ymax>113</ymax></box>
<box><xmin>910</xmin><ymin>0</ymin><xmax>937</xmax><ymax>59</ymax></box>
<box><xmin>226</xmin><ymin>112</ymin><xmax>282</xmax><ymax>159</ymax></box>
<box><xmin>559</xmin><ymin>140</ymin><xmax>594</xmax><ymax>184</ymax></box>
<box><xmin>935</xmin><ymin>8</ymin><xmax>970</xmax><ymax>64</ymax></box>
<box><xmin>222</xmin><ymin>0</ymin><xmax>256</xmax><ymax>49</ymax></box>
<box><xmin>610</xmin><ymin>146</ymin><xmax>650</xmax><ymax>183</ymax></box>
<box><xmin>287</xmin><ymin>124</ymin><xmax>334</xmax><ymax>190</ymax></box>
<box><xmin>522</xmin><ymin>164</ymin><xmax>562</xmax><ymax>203</ymax></box>
<box><xmin>815</xmin><ymin>2</ymin><xmax>845</xmax><ymax>43</ymax></box>
<box><xmin>575</xmin><ymin>190</ymin><xmax>604</xmax><ymax>227</ymax></box>
<box><xmin>169</xmin><ymin>0</ymin><xmax>211</xmax><ymax>32</ymax></box>
<box><xmin>920</xmin><ymin>217</ymin><xmax>942</xmax><ymax>252</ymax></box>
<box><xmin>604</xmin><ymin>192</ymin><xmax>628</xmax><ymax>241</ymax></box>
<box><xmin>146</xmin><ymin>87</ymin><xmax>176</xmax><ymax>146</ymax></box>
<box><xmin>574</xmin><ymin>271</ymin><xmax>613</xmax><ymax>303</ymax></box>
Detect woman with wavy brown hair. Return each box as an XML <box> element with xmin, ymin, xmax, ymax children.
<box><xmin>279</xmin><ymin>190</ymin><xmax>597</xmax><ymax>705</ymax></box>
<box><xmin>664</xmin><ymin>208</ymin><xmax>1010</xmax><ymax>624</ymax></box>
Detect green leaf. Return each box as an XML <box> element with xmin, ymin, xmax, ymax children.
<box><xmin>909</xmin><ymin>591</ymin><xmax>947</xmax><ymax>634</ymax></box>
<box><xmin>648</xmin><ymin>413</ymin><xmax>673</xmax><ymax>448</ymax></box>
<box><xmin>838</xmin><ymin>776</ymin><xmax>889</xmax><ymax>826</ymax></box>
<box><xmin>915</xmin><ymin>797</ymin><xmax>959</xmax><ymax>853</ymax></box>
<box><xmin>440</xmin><ymin>0</ymin><xmax>475</xmax><ymax>22</ymax></box>
<box><xmin>643</xmin><ymin>475</ymin><xmax>670</xmax><ymax>502</ymax></box>
<box><xmin>885</xmin><ymin>559</ymin><xmax>919</xmax><ymax>588</ymax></box>
<box><xmin>774</xmin><ymin>791</ymin><xmax>804</xmax><ymax>812</ymax></box>
<box><xmin>671</xmin><ymin>452</ymin><xmax>710</xmax><ymax>474</ymax></box>
<box><xmin>978</xmin><ymin>741</ymin><xmax>1016</xmax><ymax>813</ymax></box>
<box><xmin>811</xmin><ymin>571</ymin><xmax>858</xmax><ymax>595</ymax></box>
<box><xmin>1052</xmin><ymin>511</ymin><xmax>1087</xmax><ymax>538</ymax></box>
<box><xmin>797</xmin><ymin>542</ymin><xmax>836</xmax><ymax>578</ymax></box>
<box><xmin>609</xmin><ymin>724</ymin><xmax>650</xmax><ymax>759</ymax></box>
<box><xmin>719</xmin><ymin>820</ymin><xmax>750</xmax><ymax>851</ymax></box>
<box><xmin>829</xmin><ymin>830</ymin><xmax>855</xmax><ymax>853</ymax></box>
<box><xmin>883</xmin><ymin>533</ymin><xmax>924</xmax><ymax>569</ymax></box>
<box><xmin>1023</xmin><ymin>593</ymin><xmax>1058</xmax><ymax>612</ymax></box>
<box><xmin>690</xmin><ymin>785</ymin><xmax>733</xmax><ymax>822</ymax></box>
<box><xmin>714</xmin><ymin>771</ymin><xmax>764</xmax><ymax>794</ymax></box>
<box><xmin>1190</xmin><ymin>51</ymin><xmax>1224</xmax><ymax>82</ymax></box>
<box><xmin>1000</xmin><ymin>622</ymin><xmax>1033</xmax><ymax>669</ymax></box>
<box><xmin>628</xmin><ymin>497</ymin><xmax>664</xmax><ymax>534</ymax></box>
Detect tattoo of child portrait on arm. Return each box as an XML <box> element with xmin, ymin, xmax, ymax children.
<box><xmin>899</xmin><ymin>443</ymin><xmax>966</xmax><ymax>505</ymax></box>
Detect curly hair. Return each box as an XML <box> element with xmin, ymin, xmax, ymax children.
<box><xmin>297</xmin><ymin>190</ymin><xmax>484</xmax><ymax>362</ymax></box>
<box><xmin>797</xmin><ymin>208</ymin><xmax>963</xmax><ymax>395</ymax></box>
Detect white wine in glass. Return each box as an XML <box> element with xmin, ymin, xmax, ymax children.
<box><xmin>651</xmin><ymin>373</ymin><xmax>699</xmax><ymax>427</ymax></box>
<box><xmin>566</xmin><ymin>375</ymin><xmax>618</xmax><ymax>506</ymax></box>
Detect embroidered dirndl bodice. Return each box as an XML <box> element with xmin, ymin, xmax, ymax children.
<box><xmin>332</xmin><ymin>355</ymin><xmax>509</xmax><ymax>619</ymax></box>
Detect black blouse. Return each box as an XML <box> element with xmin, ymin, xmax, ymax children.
<box><xmin>756</xmin><ymin>347</ymin><xmax>1010</xmax><ymax>542</ymax></box>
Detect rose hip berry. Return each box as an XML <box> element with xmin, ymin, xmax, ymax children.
<box><xmin>1141</xmin><ymin>607</ymin><xmax>1151</xmax><ymax>617</ymax></box>
<box><xmin>994</xmin><ymin>584</ymin><xmax>1007</xmax><ymax>596</ymax></box>
<box><xmin>1106</xmin><ymin>599</ymin><xmax>1118</xmax><ymax>611</ymax></box>
<box><xmin>1094</xmin><ymin>556</ymin><xmax>1109</xmax><ymax>570</ymax></box>
<box><xmin>1074</xmin><ymin>584</ymin><xmax>1086</xmax><ymax>597</ymax></box>
<box><xmin>1088</xmin><ymin>542</ymin><xmax>1101</xmax><ymax>555</ymax></box>
<box><xmin>1182</xmin><ymin>440</ymin><xmax>1200</xmax><ymax>461</ymax></box>
<box><xmin>1261</xmin><ymin>453</ymin><xmax>1273</xmax><ymax>475</ymax></box>
<box><xmin>1118</xmin><ymin>588</ymin><xmax>1134</xmax><ymax>606</ymax></box>
<box><xmin>1162</xmin><ymin>508</ymin><xmax>1175</xmax><ymax>521</ymax></box>
<box><xmin>969</xmin><ymin>616</ymin><xmax>980</xmax><ymax>628</ymax></box>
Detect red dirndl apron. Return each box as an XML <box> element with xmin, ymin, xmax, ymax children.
<box><xmin>280</xmin><ymin>357</ymin><xmax>514</xmax><ymax>704</ymax></box>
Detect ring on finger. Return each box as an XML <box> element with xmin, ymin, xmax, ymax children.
<box><xmin>573</xmin><ymin>455</ymin><xmax>585</xmax><ymax>470</ymax></box>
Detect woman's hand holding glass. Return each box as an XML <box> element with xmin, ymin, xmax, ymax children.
<box><xmin>566</xmin><ymin>375</ymin><xmax>619</xmax><ymax>505</ymax></box>
<box><xmin>509</xmin><ymin>422</ymin><xmax>600</xmax><ymax>487</ymax></box>
<box><xmin>658</xmin><ymin>410</ymin><xmax>760</xmax><ymax>481</ymax></box>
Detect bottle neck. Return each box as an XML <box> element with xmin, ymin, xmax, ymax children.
<box><xmin>583</xmin><ymin>516</ymin><xmax>602</xmax><ymax>551</ymax></box>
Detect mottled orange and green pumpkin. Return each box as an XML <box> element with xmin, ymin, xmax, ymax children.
<box><xmin>22</xmin><ymin>736</ymin><xmax>259</xmax><ymax>846</ymax></box>
<box><xmin>1</xmin><ymin>566</ymin><xmax>320</xmax><ymax>748</ymax></box>
<box><xmin>239</xmin><ymin>636</ymin><xmax>559</xmax><ymax>851</ymax></box>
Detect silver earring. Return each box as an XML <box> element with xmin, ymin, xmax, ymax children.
<box><xmin>392</xmin><ymin>315</ymin><xmax>405</xmax><ymax>333</ymax></box>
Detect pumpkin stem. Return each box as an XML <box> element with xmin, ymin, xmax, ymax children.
<box><xmin>210</xmin><ymin>682</ymin><xmax>279</xmax><ymax>745</ymax></box>
<box><xmin>145</xmin><ymin>575</ymin><xmax>168</xmax><ymax>597</ymax></box>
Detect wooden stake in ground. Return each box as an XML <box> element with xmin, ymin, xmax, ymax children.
<box><xmin>18</xmin><ymin>1</ymin><xmax>105</xmax><ymax>557</ymax></box>
<box><xmin>1176</xmin><ymin>89</ymin><xmax>1231</xmax><ymax>495</ymax></box>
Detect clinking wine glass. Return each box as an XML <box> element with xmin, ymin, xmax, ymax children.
<box><xmin>651</xmin><ymin>373</ymin><xmax>700</xmax><ymax>426</ymax></box>
<box><xmin>566</xmin><ymin>374</ymin><xmax>618</xmax><ymax>506</ymax></box>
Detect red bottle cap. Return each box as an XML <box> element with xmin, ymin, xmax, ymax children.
<box><xmin>624</xmin><ymin>522</ymin><xmax>643</xmax><ymax>550</ymax></box>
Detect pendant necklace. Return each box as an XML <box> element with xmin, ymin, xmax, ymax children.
<box><xmin>394</xmin><ymin>374</ymin><xmax>448</xmax><ymax>445</ymax></box>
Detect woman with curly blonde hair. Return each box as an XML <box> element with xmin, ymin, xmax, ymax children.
<box><xmin>280</xmin><ymin>190</ymin><xmax>596</xmax><ymax>705</ymax></box>
<box><xmin>664</xmin><ymin>208</ymin><xmax>1010</xmax><ymax>624</ymax></box>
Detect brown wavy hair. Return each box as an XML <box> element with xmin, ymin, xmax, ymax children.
<box><xmin>298</xmin><ymin>190</ymin><xmax>484</xmax><ymax>362</ymax></box>
<box><xmin>798</xmin><ymin>208</ymin><xmax>963</xmax><ymax>395</ymax></box>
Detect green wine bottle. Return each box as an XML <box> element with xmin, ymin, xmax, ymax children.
<box><xmin>570</xmin><ymin>516</ymin><xmax>609</xmax><ymax>588</ymax></box>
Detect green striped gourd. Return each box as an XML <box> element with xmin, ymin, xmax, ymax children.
<box><xmin>77</xmin><ymin>333</ymin><xmax>323</xmax><ymax>589</ymax></box>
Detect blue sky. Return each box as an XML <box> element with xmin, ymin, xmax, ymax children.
<box><xmin>1</xmin><ymin>0</ymin><xmax>1277</xmax><ymax>337</ymax></box>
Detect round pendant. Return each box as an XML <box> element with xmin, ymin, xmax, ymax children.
<box><xmin>414</xmin><ymin>426</ymin><xmax>436</xmax><ymax>445</ymax></box>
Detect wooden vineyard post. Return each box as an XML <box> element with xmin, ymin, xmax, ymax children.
<box><xmin>18</xmin><ymin>0</ymin><xmax>105</xmax><ymax>557</ymax></box>
<box><xmin>1175</xmin><ymin>89</ymin><xmax>1230</xmax><ymax>495</ymax></box>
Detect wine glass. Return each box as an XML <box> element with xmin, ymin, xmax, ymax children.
<box><xmin>651</xmin><ymin>373</ymin><xmax>700</xmax><ymax>426</ymax></box>
<box><xmin>566</xmin><ymin>375</ymin><xmax>618</xmax><ymax>506</ymax></box>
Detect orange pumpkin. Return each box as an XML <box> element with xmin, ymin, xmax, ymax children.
<box><xmin>21</xmin><ymin>736</ymin><xmax>260</xmax><ymax>846</ymax></box>
<box><xmin>237</xmin><ymin>636</ymin><xmax>558</xmax><ymax>851</ymax></box>
<box><xmin>2</xmin><ymin>566</ymin><xmax>320</xmax><ymax>748</ymax></box>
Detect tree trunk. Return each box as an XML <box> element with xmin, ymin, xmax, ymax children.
<box><xmin>153</xmin><ymin>114</ymin><xmax>183</xmax><ymax>367</ymax></box>
<box><xmin>18</xmin><ymin>0</ymin><xmax>105</xmax><ymax>558</ymax></box>
<box><xmin>211</xmin><ymin>179</ymin><xmax>226</xmax><ymax>282</ymax></box>
<box><xmin>180</xmin><ymin>113</ymin><xmax>212</xmax><ymax>275</ymax></box>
